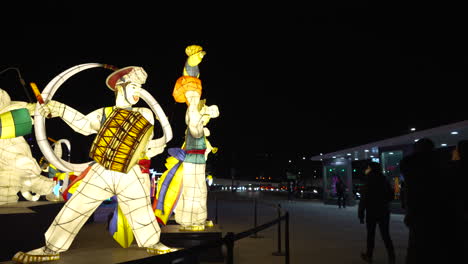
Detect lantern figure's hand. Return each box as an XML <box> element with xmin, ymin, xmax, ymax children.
<box><xmin>37</xmin><ymin>103</ymin><xmax>52</xmax><ymax>118</ymax></box>
<box><xmin>41</xmin><ymin>100</ymin><xmax>66</xmax><ymax>118</ymax></box>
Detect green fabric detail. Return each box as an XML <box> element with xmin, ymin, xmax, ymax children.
<box><xmin>11</xmin><ymin>108</ymin><xmax>32</xmax><ymax>136</ymax></box>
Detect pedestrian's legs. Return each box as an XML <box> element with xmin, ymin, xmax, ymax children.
<box><xmin>405</xmin><ymin>226</ymin><xmax>417</xmax><ymax>264</ymax></box>
<box><xmin>338</xmin><ymin>193</ymin><xmax>346</xmax><ymax>208</ymax></box>
<box><xmin>342</xmin><ymin>193</ymin><xmax>346</xmax><ymax>208</ymax></box>
<box><xmin>378</xmin><ymin>215</ymin><xmax>395</xmax><ymax>263</ymax></box>
<box><xmin>365</xmin><ymin>220</ymin><xmax>377</xmax><ymax>260</ymax></box>
<box><xmin>337</xmin><ymin>194</ymin><xmax>342</xmax><ymax>208</ymax></box>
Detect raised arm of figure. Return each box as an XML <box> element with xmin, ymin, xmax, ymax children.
<box><xmin>44</xmin><ymin>100</ymin><xmax>103</xmax><ymax>136</ymax></box>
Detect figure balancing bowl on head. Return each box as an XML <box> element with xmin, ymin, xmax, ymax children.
<box><xmin>164</xmin><ymin>45</ymin><xmax>219</xmax><ymax>232</ymax></box>
<box><xmin>173</xmin><ymin>45</ymin><xmax>205</xmax><ymax>104</ymax></box>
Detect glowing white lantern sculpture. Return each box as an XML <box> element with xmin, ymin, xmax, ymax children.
<box><xmin>155</xmin><ymin>45</ymin><xmax>219</xmax><ymax>231</ymax></box>
<box><xmin>13</xmin><ymin>64</ymin><xmax>176</xmax><ymax>263</ymax></box>
<box><xmin>0</xmin><ymin>88</ymin><xmax>55</xmax><ymax>205</ymax></box>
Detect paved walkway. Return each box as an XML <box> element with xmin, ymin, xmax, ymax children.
<box><xmin>1</xmin><ymin>192</ymin><xmax>408</xmax><ymax>264</ymax></box>
<box><xmin>210</xmin><ymin>191</ymin><xmax>408</xmax><ymax>264</ymax></box>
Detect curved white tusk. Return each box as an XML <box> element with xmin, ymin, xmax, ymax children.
<box><xmin>34</xmin><ymin>63</ymin><xmax>103</xmax><ymax>173</ymax></box>
<box><xmin>140</xmin><ymin>89</ymin><xmax>172</xmax><ymax>143</ymax></box>
<box><xmin>34</xmin><ymin>63</ymin><xmax>173</xmax><ymax>174</ymax></box>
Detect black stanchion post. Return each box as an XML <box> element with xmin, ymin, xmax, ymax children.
<box><xmin>272</xmin><ymin>203</ymin><xmax>285</xmax><ymax>256</ymax></box>
<box><xmin>215</xmin><ymin>197</ymin><xmax>218</xmax><ymax>224</ymax></box>
<box><xmin>225</xmin><ymin>232</ymin><xmax>235</xmax><ymax>264</ymax></box>
<box><xmin>285</xmin><ymin>212</ymin><xmax>290</xmax><ymax>264</ymax></box>
<box><xmin>254</xmin><ymin>198</ymin><xmax>257</xmax><ymax>228</ymax></box>
<box><xmin>250</xmin><ymin>198</ymin><xmax>263</xmax><ymax>238</ymax></box>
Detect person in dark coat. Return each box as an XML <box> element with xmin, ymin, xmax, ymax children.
<box><xmin>442</xmin><ymin>140</ymin><xmax>468</xmax><ymax>263</ymax></box>
<box><xmin>399</xmin><ymin>137</ymin><xmax>443</xmax><ymax>264</ymax></box>
<box><xmin>358</xmin><ymin>161</ymin><xmax>395</xmax><ymax>264</ymax></box>
<box><xmin>336</xmin><ymin>177</ymin><xmax>346</xmax><ymax>208</ymax></box>
<box><xmin>399</xmin><ymin>179</ymin><xmax>406</xmax><ymax>210</ymax></box>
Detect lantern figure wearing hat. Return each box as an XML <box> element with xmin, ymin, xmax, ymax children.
<box><xmin>155</xmin><ymin>45</ymin><xmax>219</xmax><ymax>231</ymax></box>
<box><xmin>13</xmin><ymin>65</ymin><xmax>176</xmax><ymax>263</ymax></box>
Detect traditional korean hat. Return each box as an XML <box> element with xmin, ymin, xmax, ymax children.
<box><xmin>105</xmin><ymin>66</ymin><xmax>147</xmax><ymax>91</ymax></box>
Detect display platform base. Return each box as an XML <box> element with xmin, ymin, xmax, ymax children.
<box><xmin>0</xmin><ymin>222</ymin><xmax>225</xmax><ymax>264</ymax></box>
<box><xmin>0</xmin><ymin>201</ymin><xmax>65</xmax><ymax>262</ymax></box>
<box><xmin>1</xmin><ymin>202</ymin><xmax>224</xmax><ymax>264</ymax></box>
<box><xmin>160</xmin><ymin>224</ymin><xmax>224</xmax><ymax>263</ymax></box>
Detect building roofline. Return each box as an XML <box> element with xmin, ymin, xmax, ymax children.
<box><xmin>311</xmin><ymin>120</ymin><xmax>468</xmax><ymax>161</ymax></box>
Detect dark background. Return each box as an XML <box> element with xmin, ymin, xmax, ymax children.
<box><xmin>1</xmin><ymin>2</ymin><xmax>467</xmax><ymax>179</ymax></box>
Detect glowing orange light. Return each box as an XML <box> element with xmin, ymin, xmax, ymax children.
<box><xmin>173</xmin><ymin>76</ymin><xmax>202</xmax><ymax>103</ymax></box>
<box><xmin>30</xmin><ymin>82</ymin><xmax>45</xmax><ymax>104</ymax></box>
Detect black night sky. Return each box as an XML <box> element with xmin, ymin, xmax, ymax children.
<box><xmin>1</xmin><ymin>2</ymin><xmax>467</xmax><ymax>178</ymax></box>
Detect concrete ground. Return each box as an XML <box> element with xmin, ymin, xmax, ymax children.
<box><xmin>208</xmin><ymin>191</ymin><xmax>408</xmax><ymax>264</ymax></box>
<box><xmin>1</xmin><ymin>191</ymin><xmax>408</xmax><ymax>264</ymax></box>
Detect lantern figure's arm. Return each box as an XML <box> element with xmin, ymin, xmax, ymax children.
<box><xmin>146</xmin><ymin>137</ymin><xmax>166</xmax><ymax>158</ymax></box>
<box><xmin>1</xmin><ymin>101</ymin><xmax>33</xmax><ymax>113</ymax></box>
<box><xmin>185</xmin><ymin>91</ymin><xmax>204</xmax><ymax>138</ymax></box>
<box><xmin>44</xmin><ymin>100</ymin><xmax>102</xmax><ymax>136</ymax></box>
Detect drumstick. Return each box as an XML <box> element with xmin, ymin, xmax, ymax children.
<box><xmin>30</xmin><ymin>82</ymin><xmax>51</xmax><ymax>118</ymax></box>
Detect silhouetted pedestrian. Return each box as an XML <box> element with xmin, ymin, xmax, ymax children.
<box><xmin>336</xmin><ymin>178</ymin><xmax>346</xmax><ymax>208</ymax></box>
<box><xmin>399</xmin><ymin>178</ymin><xmax>406</xmax><ymax>210</ymax></box>
<box><xmin>443</xmin><ymin>139</ymin><xmax>468</xmax><ymax>263</ymax></box>
<box><xmin>358</xmin><ymin>161</ymin><xmax>395</xmax><ymax>264</ymax></box>
<box><xmin>399</xmin><ymin>137</ymin><xmax>443</xmax><ymax>264</ymax></box>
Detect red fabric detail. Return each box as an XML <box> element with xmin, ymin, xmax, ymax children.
<box><xmin>156</xmin><ymin>216</ymin><xmax>165</xmax><ymax>226</ymax></box>
<box><xmin>152</xmin><ymin>198</ymin><xmax>158</xmax><ymax>211</ymax></box>
<box><xmin>53</xmin><ymin>177</ymin><xmax>57</xmax><ymax>181</ymax></box>
<box><xmin>69</xmin><ymin>174</ymin><xmax>78</xmax><ymax>183</ymax></box>
<box><xmin>138</xmin><ymin>159</ymin><xmax>151</xmax><ymax>174</ymax></box>
<box><xmin>107</xmin><ymin>67</ymin><xmax>133</xmax><ymax>90</ymax></box>
<box><xmin>185</xmin><ymin>149</ymin><xmax>206</xmax><ymax>154</ymax></box>
<box><xmin>62</xmin><ymin>166</ymin><xmax>92</xmax><ymax>201</ymax></box>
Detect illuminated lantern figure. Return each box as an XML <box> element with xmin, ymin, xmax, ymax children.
<box><xmin>13</xmin><ymin>65</ymin><xmax>176</xmax><ymax>263</ymax></box>
<box><xmin>155</xmin><ymin>45</ymin><xmax>219</xmax><ymax>231</ymax></box>
<box><xmin>0</xmin><ymin>88</ymin><xmax>55</xmax><ymax>205</ymax></box>
<box><xmin>175</xmin><ymin>96</ymin><xmax>219</xmax><ymax>231</ymax></box>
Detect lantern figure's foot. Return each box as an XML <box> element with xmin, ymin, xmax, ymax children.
<box><xmin>146</xmin><ymin>242</ymin><xmax>179</xmax><ymax>255</ymax></box>
<box><xmin>205</xmin><ymin>220</ymin><xmax>214</xmax><ymax>227</ymax></box>
<box><xmin>179</xmin><ymin>224</ymin><xmax>205</xmax><ymax>231</ymax></box>
<box><xmin>12</xmin><ymin>247</ymin><xmax>59</xmax><ymax>263</ymax></box>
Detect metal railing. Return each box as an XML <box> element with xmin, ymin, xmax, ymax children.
<box><xmin>119</xmin><ymin>196</ymin><xmax>290</xmax><ymax>264</ymax></box>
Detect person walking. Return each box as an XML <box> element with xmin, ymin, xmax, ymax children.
<box><xmin>442</xmin><ymin>140</ymin><xmax>468</xmax><ymax>263</ymax></box>
<box><xmin>399</xmin><ymin>137</ymin><xmax>443</xmax><ymax>264</ymax></box>
<box><xmin>358</xmin><ymin>161</ymin><xmax>395</xmax><ymax>264</ymax></box>
<box><xmin>336</xmin><ymin>177</ymin><xmax>346</xmax><ymax>208</ymax></box>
